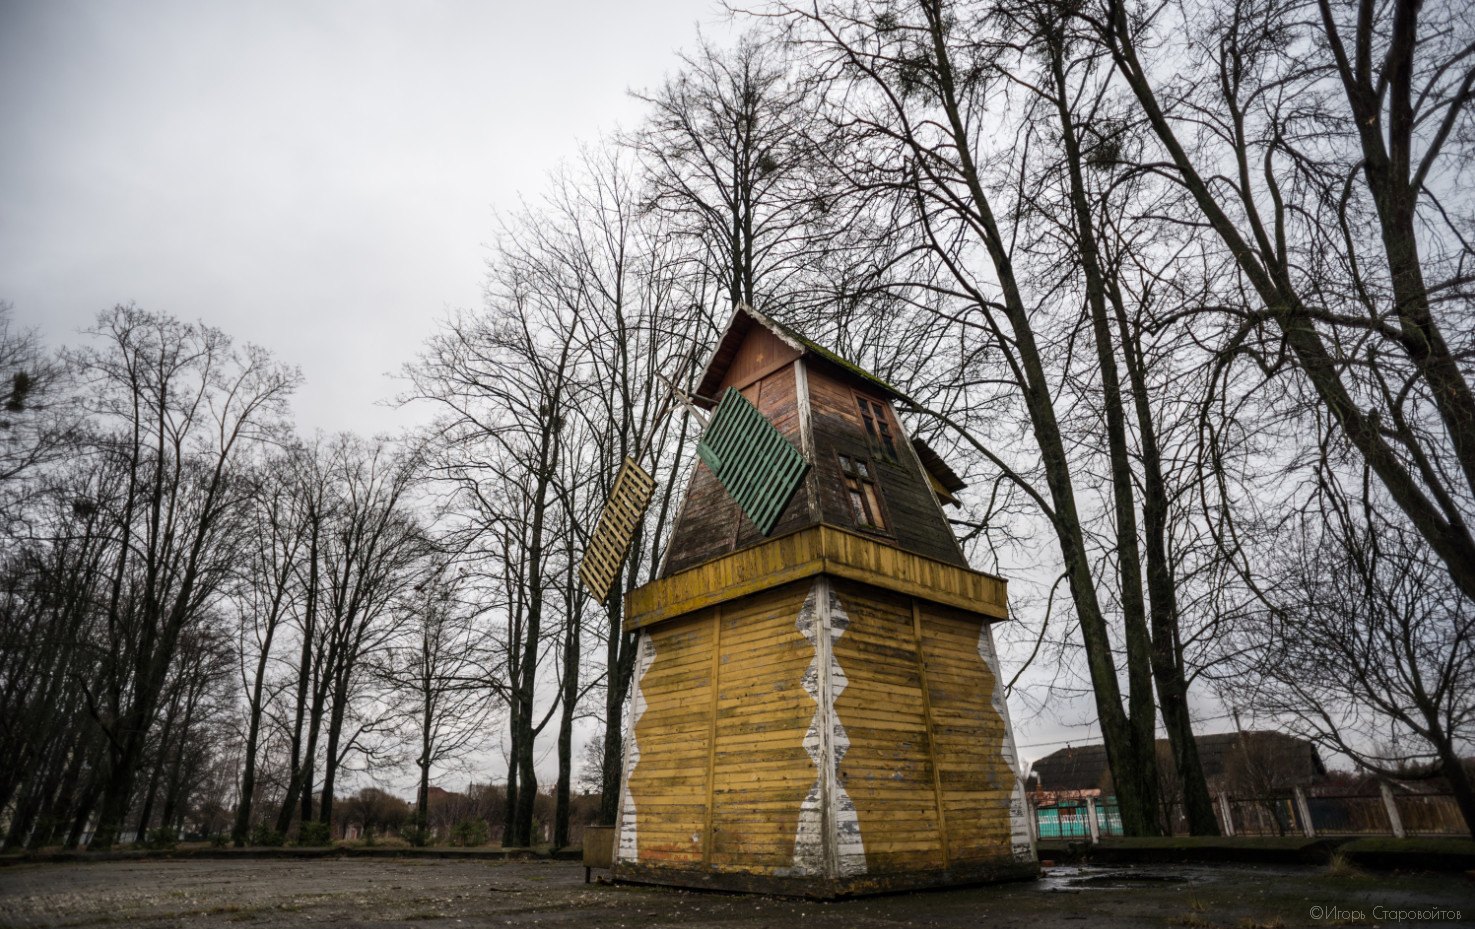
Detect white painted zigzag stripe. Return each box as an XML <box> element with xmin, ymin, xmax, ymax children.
<box><xmin>977</xmin><ymin>623</ymin><xmax>1037</xmax><ymax>862</ymax></box>
<box><xmin>793</xmin><ymin>579</ymin><xmax>866</xmax><ymax>877</ymax></box>
<box><xmin>616</xmin><ymin>632</ymin><xmax>656</xmax><ymax>863</ymax></box>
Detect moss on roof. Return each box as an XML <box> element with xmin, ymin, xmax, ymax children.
<box><xmin>761</xmin><ymin>311</ymin><xmax>912</xmax><ymax>403</ymax></box>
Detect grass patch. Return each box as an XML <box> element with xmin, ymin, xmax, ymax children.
<box><xmin>1323</xmin><ymin>853</ymin><xmax>1366</xmax><ymax>878</ymax></box>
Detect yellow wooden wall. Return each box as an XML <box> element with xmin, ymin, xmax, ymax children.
<box><xmin>828</xmin><ymin>579</ymin><xmax>1015</xmax><ymax>873</ymax></box>
<box><xmin>621</xmin><ymin>574</ymin><xmax>1017</xmax><ymax>880</ymax></box>
<box><xmin>830</xmin><ymin>582</ymin><xmax>946</xmax><ymax>871</ymax></box>
<box><xmin>623</xmin><ymin>612</ymin><xmax>715</xmax><ymax>867</ymax></box>
<box><xmin>710</xmin><ymin>583</ymin><xmax>813</xmax><ymax>871</ymax></box>
<box><xmin>625</xmin><ymin>580</ymin><xmax>813</xmax><ymax>873</ymax></box>
<box><xmin>914</xmin><ymin>599</ymin><xmax>1015</xmax><ymax>864</ymax></box>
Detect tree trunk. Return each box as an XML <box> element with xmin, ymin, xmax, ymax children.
<box><xmin>553</xmin><ymin>611</ymin><xmax>580</xmax><ymax>848</ymax></box>
<box><xmin>501</xmin><ymin>751</ymin><xmax>520</xmax><ymax>847</ymax></box>
<box><xmin>1438</xmin><ymin>742</ymin><xmax>1475</xmax><ymax>838</ymax></box>
<box><xmin>28</xmin><ymin>736</ymin><xmax>90</xmax><ymax>849</ymax></box>
<box><xmin>918</xmin><ymin>1</ymin><xmax>1159</xmax><ymax>834</ymax></box>
<box><xmin>318</xmin><ymin>673</ymin><xmax>351</xmax><ymax>829</ymax></box>
<box><xmin>235</xmin><ymin>612</ymin><xmax>282</xmax><ymax>844</ymax></box>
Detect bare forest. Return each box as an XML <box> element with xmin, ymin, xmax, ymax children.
<box><xmin>2</xmin><ymin>0</ymin><xmax>1472</xmax><ymax>849</ymax></box>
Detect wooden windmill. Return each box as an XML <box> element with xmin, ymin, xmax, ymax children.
<box><xmin>604</xmin><ymin>305</ymin><xmax>1036</xmax><ymax>897</ymax></box>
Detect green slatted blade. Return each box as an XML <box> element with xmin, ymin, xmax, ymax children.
<box><xmin>580</xmin><ymin>457</ymin><xmax>656</xmax><ymax>604</ymax></box>
<box><xmin>696</xmin><ymin>387</ymin><xmax>810</xmax><ymax>536</ymax></box>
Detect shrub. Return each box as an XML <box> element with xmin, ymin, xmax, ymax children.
<box><xmin>209</xmin><ymin>832</ymin><xmax>229</xmax><ymax>848</ymax></box>
<box><xmin>297</xmin><ymin>821</ymin><xmax>331</xmax><ymax>846</ymax></box>
<box><xmin>250</xmin><ymin>823</ymin><xmax>285</xmax><ymax>847</ymax></box>
<box><xmin>451</xmin><ymin>818</ymin><xmax>490</xmax><ymax>847</ymax></box>
<box><xmin>142</xmin><ymin>826</ymin><xmax>177</xmax><ymax>850</ymax></box>
<box><xmin>401</xmin><ymin>826</ymin><xmax>433</xmax><ymax>848</ymax></box>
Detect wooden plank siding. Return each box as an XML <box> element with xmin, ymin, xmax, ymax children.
<box><xmin>662</xmin><ymin>319</ymin><xmax>970</xmax><ymax>578</ymax></box>
<box><xmin>623</xmin><ymin>582</ymin><xmax>813</xmax><ymax>874</ymax></box>
<box><xmin>915</xmin><ymin>599</ymin><xmax>1016</xmax><ymax>864</ymax></box>
<box><xmin>710</xmin><ymin>583</ymin><xmax>812</xmax><ymax>873</ymax></box>
<box><xmin>803</xmin><ymin>360</ymin><xmax>967</xmax><ymax>567</ymax></box>
<box><xmin>662</xmin><ymin>363</ymin><xmax>812</xmax><ymax>575</ymax></box>
<box><xmin>830</xmin><ymin>583</ymin><xmax>945</xmax><ymax>873</ymax></box>
<box><xmin>616</xmin><ymin>573</ymin><xmax>1030</xmax><ymax>894</ymax></box>
<box><xmin>627</xmin><ymin>525</ymin><xmax>1006</xmax><ymax>632</ymax></box>
<box><xmin>626</xmin><ymin>613</ymin><xmax>716</xmax><ymax>868</ymax></box>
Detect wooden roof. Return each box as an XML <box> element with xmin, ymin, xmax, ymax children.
<box><xmin>660</xmin><ymin>301</ymin><xmax>974</xmax><ymax>575</ymax></box>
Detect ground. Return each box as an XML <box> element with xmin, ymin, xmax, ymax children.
<box><xmin>0</xmin><ymin>858</ymin><xmax>1470</xmax><ymax>928</ymax></box>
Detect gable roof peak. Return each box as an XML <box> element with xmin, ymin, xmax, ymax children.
<box><xmin>694</xmin><ymin>302</ymin><xmax>904</xmax><ymax>407</ymax></box>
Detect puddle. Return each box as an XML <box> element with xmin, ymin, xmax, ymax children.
<box><xmin>1035</xmin><ymin>864</ymin><xmax>1233</xmax><ymax>892</ymax></box>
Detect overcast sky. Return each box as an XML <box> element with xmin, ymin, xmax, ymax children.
<box><xmin>0</xmin><ymin>0</ymin><xmax>727</xmax><ymax>437</ymax></box>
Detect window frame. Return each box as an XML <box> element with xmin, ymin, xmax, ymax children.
<box><xmin>853</xmin><ymin>390</ymin><xmax>899</xmax><ymax>461</ymax></box>
<box><xmin>836</xmin><ymin>451</ymin><xmax>891</xmax><ymax>533</ymax></box>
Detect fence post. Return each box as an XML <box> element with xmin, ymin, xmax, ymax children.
<box><xmin>1085</xmin><ymin>797</ymin><xmax>1101</xmax><ymax>843</ymax></box>
<box><xmin>1378</xmin><ymin>782</ymin><xmax>1406</xmax><ymax>838</ymax></box>
<box><xmin>1026</xmin><ymin>797</ymin><xmax>1038</xmax><ymax>843</ymax></box>
<box><xmin>1292</xmin><ymin>787</ymin><xmax>1316</xmax><ymax>838</ymax></box>
<box><xmin>1218</xmin><ymin>791</ymin><xmax>1235</xmax><ymax>836</ymax></box>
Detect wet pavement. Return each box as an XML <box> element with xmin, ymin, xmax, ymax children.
<box><xmin>0</xmin><ymin>857</ymin><xmax>1470</xmax><ymax>928</ymax></box>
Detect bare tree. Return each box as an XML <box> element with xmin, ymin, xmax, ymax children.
<box><xmin>1226</xmin><ymin>483</ymin><xmax>1475</xmax><ymax>834</ymax></box>
<box><xmin>231</xmin><ymin>448</ymin><xmax>313</xmax><ymax>844</ymax></box>
<box><xmin>630</xmin><ymin>30</ymin><xmax>848</xmax><ymax>313</ymax></box>
<box><xmin>312</xmin><ymin>436</ymin><xmax>428</xmax><ymax>832</ymax></box>
<box><xmin>377</xmin><ymin>561</ymin><xmax>494</xmax><ymax>836</ymax></box>
<box><xmin>769</xmin><ymin>0</ymin><xmax>1169</xmax><ymax>833</ymax></box>
<box><xmin>1084</xmin><ymin>0</ymin><xmax>1475</xmax><ymax>606</ymax></box>
<box><xmin>71</xmin><ymin>306</ymin><xmax>296</xmax><ymax>849</ymax></box>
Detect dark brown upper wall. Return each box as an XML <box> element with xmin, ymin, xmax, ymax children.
<box><xmin>659</xmin><ymin>317</ymin><xmax>967</xmax><ymax>576</ymax></box>
<box><xmin>804</xmin><ymin>359</ymin><xmax>967</xmax><ymax>567</ymax></box>
<box><xmin>660</xmin><ymin>358</ymin><xmax>813</xmax><ymax>576</ymax></box>
<box><xmin>715</xmin><ymin>325</ymin><xmax>800</xmax><ymax>398</ymax></box>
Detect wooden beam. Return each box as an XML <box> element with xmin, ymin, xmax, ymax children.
<box><xmin>625</xmin><ymin>525</ymin><xmax>1007</xmax><ymax>631</ymax></box>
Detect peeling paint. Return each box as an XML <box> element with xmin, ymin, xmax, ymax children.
<box><xmin>793</xmin><ymin>579</ymin><xmax>867</xmax><ymax>878</ymax></box>
<box><xmin>616</xmin><ymin>632</ymin><xmax>656</xmax><ymax>863</ymax></box>
<box><xmin>977</xmin><ymin>623</ymin><xmax>1037</xmax><ymax>863</ymax></box>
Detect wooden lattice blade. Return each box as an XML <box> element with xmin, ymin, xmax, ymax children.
<box><xmin>696</xmin><ymin>387</ymin><xmax>811</xmax><ymax>536</ymax></box>
<box><xmin>580</xmin><ymin>457</ymin><xmax>656</xmax><ymax>604</ymax></box>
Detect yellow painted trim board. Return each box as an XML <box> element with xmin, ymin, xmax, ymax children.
<box><xmin>626</xmin><ymin>525</ymin><xmax>1007</xmax><ymax>630</ymax></box>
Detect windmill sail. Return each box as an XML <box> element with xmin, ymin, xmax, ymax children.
<box><xmin>697</xmin><ymin>386</ymin><xmax>811</xmax><ymax>536</ymax></box>
<box><xmin>580</xmin><ymin>457</ymin><xmax>656</xmax><ymax>604</ymax></box>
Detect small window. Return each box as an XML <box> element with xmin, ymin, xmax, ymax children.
<box><xmin>838</xmin><ymin>454</ymin><xmax>888</xmax><ymax>531</ymax></box>
<box><xmin>855</xmin><ymin>395</ymin><xmax>897</xmax><ymax>460</ymax></box>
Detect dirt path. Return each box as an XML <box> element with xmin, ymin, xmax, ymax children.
<box><xmin>1</xmin><ymin>858</ymin><xmax>1469</xmax><ymax>928</ymax></box>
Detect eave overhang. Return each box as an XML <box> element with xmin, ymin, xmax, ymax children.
<box><xmin>624</xmin><ymin>524</ymin><xmax>1008</xmax><ymax>632</ymax></box>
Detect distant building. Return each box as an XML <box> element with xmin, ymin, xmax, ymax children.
<box><xmin>1026</xmin><ymin>731</ymin><xmax>1326</xmax><ymax>839</ymax></box>
<box><xmin>1029</xmin><ymin>731</ymin><xmax>1326</xmax><ymax>801</ymax></box>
